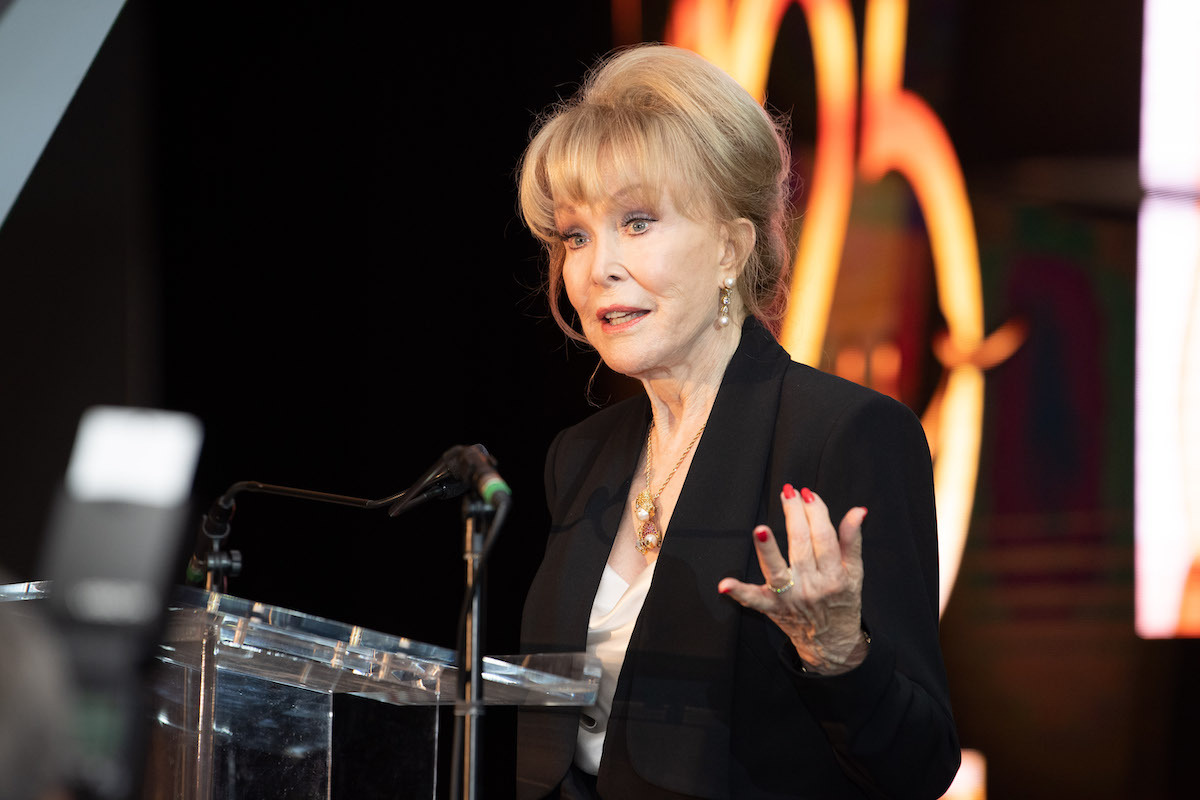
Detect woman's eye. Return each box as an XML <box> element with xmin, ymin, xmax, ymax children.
<box><xmin>560</xmin><ymin>232</ymin><xmax>588</xmax><ymax>249</ymax></box>
<box><xmin>626</xmin><ymin>218</ymin><xmax>653</xmax><ymax>234</ymax></box>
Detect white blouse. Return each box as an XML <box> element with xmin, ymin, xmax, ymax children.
<box><xmin>574</xmin><ymin>560</ymin><xmax>658</xmax><ymax>775</ymax></box>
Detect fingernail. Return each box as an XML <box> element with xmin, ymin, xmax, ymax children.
<box><xmin>754</xmin><ymin>526</ymin><xmax>770</xmax><ymax>543</ymax></box>
<box><xmin>861</xmin><ymin>507</ymin><xmax>868</xmax><ymax>518</ymax></box>
<box><xmin>800</xmin><ymin>487</ymin><xmax>815</xmax><ymax>504</ymax></box>
<box><xmin>782</xmin><ymin>483</ymin><xmax>796</xmax><ymax>499</ymax></box>
<box><xmin>718</xmin><ymin>584</ymin><xmax>731</xmax><ymax>594</ymax></box>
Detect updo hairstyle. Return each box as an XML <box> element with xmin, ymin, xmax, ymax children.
<box><xmin>517</xmin><ymin>44</ymin><xmax>794</xmax><ymax>341</ymax></box>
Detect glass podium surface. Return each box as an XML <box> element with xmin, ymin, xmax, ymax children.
<box><xmin>1</xmin><ymin>582</ymin><xmax>599</xmax><ymax>799</ymax></box>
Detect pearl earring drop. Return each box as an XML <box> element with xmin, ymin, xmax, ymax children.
<box><xmin>718</xmin><ymin>277</ymin><xmax>734</xmax><ymax>327</ymax></box>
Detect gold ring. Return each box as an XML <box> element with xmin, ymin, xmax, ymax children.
<box><xmin>770</xmin><ymin>578</ymin><xmax>795</xmax><ymax>594</ymax></box>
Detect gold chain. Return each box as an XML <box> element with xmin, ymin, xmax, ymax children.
<box><xmin>645</xmin><ymin>421</ymin><xmax>707</xmax><ymax>500</ymax></box>
<box><xmin>632</xmin><ymin>420</ymin><xmax>706</xmax><ymax>553</ymax></box>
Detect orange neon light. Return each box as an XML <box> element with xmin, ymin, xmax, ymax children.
<box><xmin>781</xmin><ymin>0</ymin><xmax>860</xmax><ymax>368</ymax></box>
<box><xmin>858</xmin><ymin>0</ymin><xmax>985</xmax><ymax>606</ymax></box>
<box><xmin>630</xmin><ymin>0</ymin><xmax>1025</xmax><ymax>612</ymax></box>
<box><xmin>663</xmin><ymin>0</ymin><xmax>858</xmax><ymax>366</ymax></box>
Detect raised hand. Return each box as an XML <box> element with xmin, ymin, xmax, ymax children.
<box><xmin>718</xmin><ymin>484</ymin><xmax>870</xmax><ymax>675</ymax></box>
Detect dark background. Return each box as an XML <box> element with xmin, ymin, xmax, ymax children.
<box><xmin>1</xmin><ymin>1</ymin><xmax>1184</xmax><ymax>798</ymax></box>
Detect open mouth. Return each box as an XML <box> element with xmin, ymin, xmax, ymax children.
<box><xmin>603</xmin><ymin>309</ymin><xmax>649</xmax><ymax>325</ymax></box>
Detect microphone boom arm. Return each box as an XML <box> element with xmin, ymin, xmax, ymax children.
<box><xmin>188</xmin><ymin>473</ymin><xmax>466</xmax><ymax>590</ymax></box>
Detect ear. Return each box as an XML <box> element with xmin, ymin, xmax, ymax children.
<box><xmin>718</xmin><ymin>218</ymin><xmax>757</xmax><ymax>282</ymax></box>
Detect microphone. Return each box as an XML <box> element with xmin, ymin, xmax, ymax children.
<box><xmin>386</xmin><ymin>460</ymin><xmax>468</xmax><ymax>517</ymax></box>
<box><xmin>387</xmin><ymin>444</ymin><xmax>509</xmax><ymax>517</ymax></box>
<box><xmin>452</xmin><ymin>444</ymin><xmax>512</xmax><ymax>508</ymax></box>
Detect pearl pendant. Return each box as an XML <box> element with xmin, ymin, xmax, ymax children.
<box><xmin>633</xmin><ymin>489</ymin><xmax>655</xmax><ymax>523</ymax></box>
<box><xmin>637</xmin><ymin>520</ymin><xmax>662</xmax><ymax>553</ymax></box>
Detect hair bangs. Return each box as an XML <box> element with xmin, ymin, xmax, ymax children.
<box><xmin>525</xmin><ymin>105</ymin><xmax>712</xmax><ymax>239</ymax></box>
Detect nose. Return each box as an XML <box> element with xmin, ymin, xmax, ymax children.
<box><xmin>588</xmin><ymin>231</ymin><xmax>627</xmax><ymax>286</ymax></box>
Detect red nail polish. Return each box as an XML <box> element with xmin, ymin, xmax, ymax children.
<box><xmin>800</xmin><ymin>487</ymin><xmax>815</xmax><ymax>504</ymax></box>
<box><xmin>755</xmin><ymin>527</ymin><xmax>769</xmax><ymax>542</ymax></box>
<box><xmin>718</xmin><ymin>585</ymin><xmax>731</xmax><ymax>594</ymax></box>
<box><xmin>782</xmin><ymin>483</ymin><xmax>796</xmax><ymax>499</ymax></box>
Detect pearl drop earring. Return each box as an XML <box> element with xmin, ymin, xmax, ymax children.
<box><xmin>718</xmin><ymin>277</ymin><xmax>734</xmax><ymax>327</ymax></box>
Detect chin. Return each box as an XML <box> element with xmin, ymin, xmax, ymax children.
<box><xmin>597</xmin><ymin>356</ymin><xmax>642</xmax><ymax>379</ymax></box>
<box><xmin>594</xmin><ymin>347</ymin><xmax>654</xmax><ymax>379</ymax></box>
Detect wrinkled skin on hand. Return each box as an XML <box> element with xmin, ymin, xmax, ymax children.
<box><xmin>718</xmin><ymin>485</ymin><xmax>869</xmax><ymax>675</ymax></box>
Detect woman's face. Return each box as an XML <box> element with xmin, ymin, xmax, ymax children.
<box><xmin>556</xmin><ymin>187</ymin><xmax>743</xmax><ymax>382</ymax></box>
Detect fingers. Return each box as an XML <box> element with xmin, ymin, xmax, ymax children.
<box><xmin>718</xmin><ymin>524</ymin><xmax>796</xmax><ymax>614</ymax></box>
<box><xmin>781</xmin><ymin>484</ymin><xmax>814</xmax><ymax>573</ymax></box>
<box><xmin>838</xmin><ymin>505</ymin><xmax>867</xmax><ymax>578</ymax></box>
<box><xmin>781</xmin><ymin>486</ymin><xmax>869</xmax><ymax>577</ymax></box>
<box><xmin>784</xmin><ymin>485</ymin><xmax>841</xmax><ymax>574</ymax></box>
<box><xmin>750</xmin><ymin>524</ymin><xmax>794</xmax><ymax>592</ymax></box>
<box><xmin>796</xmin><ymin>484</ymin><xmax>844</xmax><ymax>573</ymax></box>
<box><xmin>716</xmin><ymin>490</ymin><xmax>868</xmax><ymax>606</ymax></box>
<box><xmin>718</xmin><ymin>576</ymin><xmax>776</xmax><ymax>614</ymax></box>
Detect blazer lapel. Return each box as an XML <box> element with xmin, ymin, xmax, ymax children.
<box><xmin>517</xmin><ymin>394</ymin><xmax>651</xmax><ymax>799</ymax></box>
<box><xmin>522</xmin><ymin>394</ymin><xmax>651</xmax><ymax>654</ymax></box>
<box><xmin>609</xmin><ymin>320</ymin><xmax>791</xmax><ymax>798</ymax></box>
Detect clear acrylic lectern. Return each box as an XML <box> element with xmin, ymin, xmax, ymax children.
<box><xmin>1</xmin><ymin>581</ymin><xmax>599</xmax><ymax>800</ymax></box>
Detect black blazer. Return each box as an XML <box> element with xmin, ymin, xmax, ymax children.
<box><xmin>518</xmin><ymin>320</ymin><xmax>959</xmax><ymax>799</ymax></box>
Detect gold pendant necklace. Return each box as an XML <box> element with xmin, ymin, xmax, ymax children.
<box><xmin>633</xmin><ymin>421</ymin><xmax>706</xmax><ymax>553</ymax></box>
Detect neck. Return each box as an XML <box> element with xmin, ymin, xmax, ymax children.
<box><xmin>641</xmin><ymin>323</ymin><xmax>742</xmax><ymax>440</ymax></box>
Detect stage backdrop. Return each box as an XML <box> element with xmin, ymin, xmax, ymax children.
<box><xmin>0</xmin><ymin>2</ymin><xmax>1182</xmax><ymax>799</ymax></box>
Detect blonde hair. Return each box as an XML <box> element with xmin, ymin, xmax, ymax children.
<box><xmin>518</xmin><ymin>44</ymin><xmax>794</xmax><ymax>341</ymax></box>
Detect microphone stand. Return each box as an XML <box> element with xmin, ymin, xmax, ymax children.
<box><xmin>458</xmin><ymin>495</ymin><xmax>493</xmax><ymax>800</ymax></box>
<box><xmin>193</xmin><ymin>446</ymin><xmax>512</xmax><ymax>800</ymax></box>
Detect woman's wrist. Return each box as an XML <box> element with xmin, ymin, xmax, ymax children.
<box><xmin>794</xmin><ymin>629</ymin><xmax>872</xmax><ymax>676</ymax></box>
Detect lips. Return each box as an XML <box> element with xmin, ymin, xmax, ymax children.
<box><xmin>597</xmin><ymin>306</ymin><xmax>649</xmax><ymax>329</ymax></box>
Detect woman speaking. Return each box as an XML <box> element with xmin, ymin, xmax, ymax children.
<box><xmin>516</xmin><ymin>44</ymin><xmax>959</xmax><ymax>799</ymax></box>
